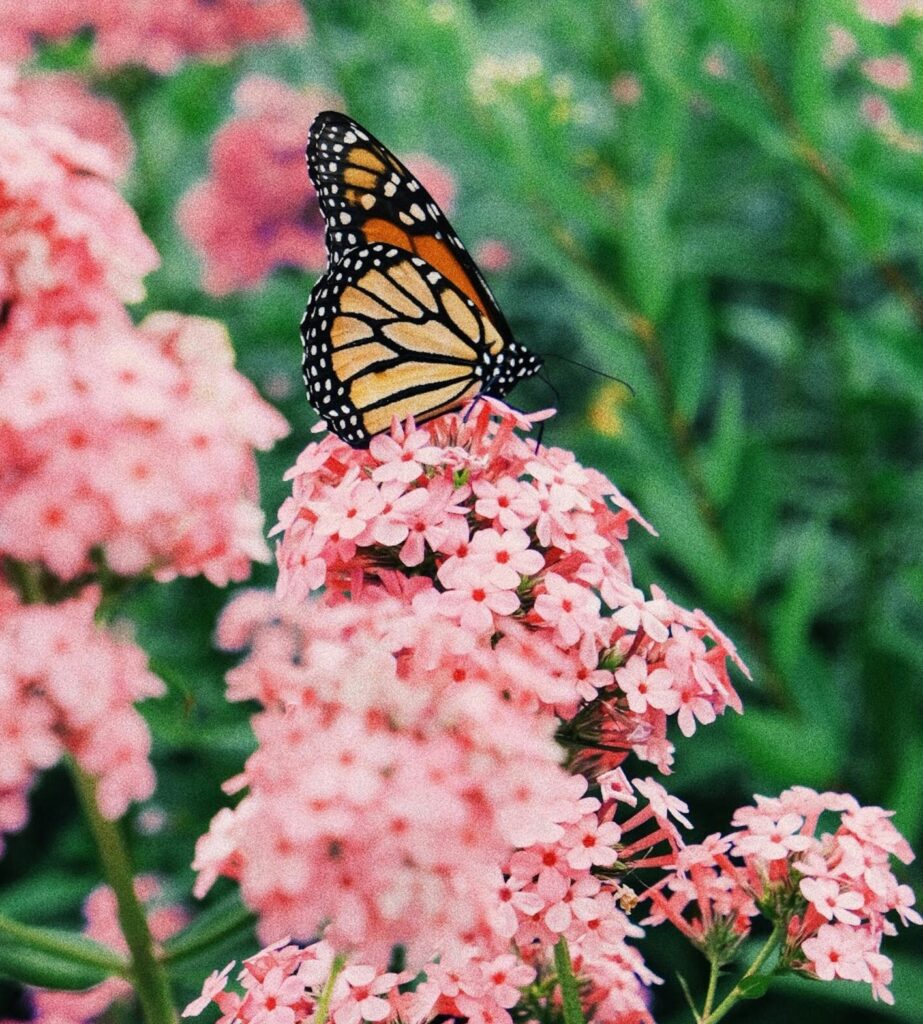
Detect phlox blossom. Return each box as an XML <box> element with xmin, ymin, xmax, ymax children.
<box><xmin>196</xmin><ymin>589</ymin><xmax>581</xmax><ymax>968</ymax></box>
<box><xmin>275</xmin><ymin>404</ymin><xmax>745</xmax><ymax>767</ymax></box>
<box><xmin>0</xmin><ymin>1</ymin><xmax>307</xmax><ymax>73</ymax></box>
<box><xmin>643</xmin><ymin>787</ymin><xmax>920</xmax><ymax>1002</ymax></box>
<box><xmin>0</xmin><ymin>312</ymin><xmax>288</xmax><ymax>583</ymax></box>
<box><xmin>0</xmin><ymin>65</ymin><xmax>158</xmax><ymax>324</ymax></box>
<box><xmin>0</xmin><ymin>587</ymin><xmax>164</xmax><ymax>848</ymax></box>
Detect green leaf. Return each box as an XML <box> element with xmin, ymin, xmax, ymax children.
<box><xmin>621</xmin><ymin>181</ymin><xmax>675</xmax><ymax>323</ymax></box>
<box><xmin>721</xmin><ymin>304</ymin><xmax>798</xmax><ymax>363</ymax></box>
<box><xmin>701</xmin><ymin>376</ymin><xmax>745</xmax><ymax>509</ymax></box>
<box><xmin>722</xmin><ymin>442</ymin><xmax>778</xmax><ymax>598</ymax></box>
<box><xmin>0</xmin><ymin>921</ymin><xmax>127</xmax><ymax>991</ymax></box>
<box><xmin>663</xmin><ymin>279</ymin><xmax>714</xmax><ymax>423</ymax></box>
<box><xmin>738</xmin><ymin>973</ymin><xmax>772</xmax><ymax>999</ymax></box>
<box><xmin>769</xmin><ymin>524</ymin><xmax>828</xmax><ymax>681</ymax></box>
<box><xmin>729</xmin><ymin>709</ymin><xmax>841</xmax><ymax>787</ymax></box>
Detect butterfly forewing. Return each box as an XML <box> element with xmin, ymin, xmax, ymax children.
<box><xmin>301</xmin><ymin>244</ymin><xmax>540</xmax><ymax>447</ymax></box>
<box><xmin>307</xmin><ymin>111</ymin><xmax>514</xmax><ymax>341</ymax></box>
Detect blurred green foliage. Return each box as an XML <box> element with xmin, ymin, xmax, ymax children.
<box><xmin>3</xmin><ymin>1</ymin><xmax>922</xmax><ymax>1021</ymax></box>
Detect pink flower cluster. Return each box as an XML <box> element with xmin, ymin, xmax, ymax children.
<box><xmin>0</xmin><ymin>586</ymin><xmax>164</xmax><ymax>850</ymax></box>
<box><xmin>178</xmin><ymin>76</ymin><xmax>458</xmax><ymax>295</ymax></box>
<box><xmin>643</xmin><ymin>787</ymin><xmax>920</xmax><ymax>1004</ymax></box>
<box><xmin>0</xmin><ymin>0</ymin><xmax>307</xmax><ymax>74</ymax></box>
<box><xmin>275</xmin><ymin>403</ymin><xmax>746</xmax><ymax>771</ymax></box>
<box><xmin>189</xmin><ymin>405</ymin><xmax>751</xmax><ymax>1023</ymax></box>
<box><xmin>0</xmin><ymin>65</ymin><xmax>288</xmax><ymax>584</ymax></box>
<box><xmin>0</xmin><ymin>309</ymin><xmax>288</xmax><ymax>584</ymax></box>
<box><xmin>3</xmin><ymin>877</ymin><xmax>185</xmax><ymax>1024</ymax></box>
<box><xmin>194</xmin><ymin>589</ymin><xmax>585</xmax><ymax>968</ymax></box>
<box><xmin>184</xmin><ymin>939</ymin><xmax>539</xmax><ymax>1024</ymax></box>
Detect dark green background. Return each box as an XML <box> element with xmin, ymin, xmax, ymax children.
<box><xmin>2</xmin><ymin>2</ymin><xmax>922</xmax><ymax>1021</ymax></box>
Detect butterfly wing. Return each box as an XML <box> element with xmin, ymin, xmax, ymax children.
<box><xmin>307</xmin><ymin>111</ymin><xmax>514</xmax><ymax>341</ymax></box>
<box><xmin>301</xmin><ymin>244</ymin><xmax>542</xmax><ymax>447</ymax></box>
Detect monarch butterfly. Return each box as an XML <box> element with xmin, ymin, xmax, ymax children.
<box><xmin>301</xmin><ymin>111</ymin><xmax>542</xmax><ymax>447</ymax></box>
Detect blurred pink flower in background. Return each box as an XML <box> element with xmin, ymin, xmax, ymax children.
<box><xmin>196</xmin><ymin>589</ymin><xmax>584</xmax><ymax>968</ymax></box>
<box><xmin>177</xmin><ymin>76</ymin><xmax>339</xmax><ymax>295</ymax></box>
<box><xmin>857</xmin><ymin>0</ymin><xmax>916</xmax><ymax>23</ymax></box>
<box><xmin>0</xmin><ymin>587</ymin><xmax>164</xmax><ymax>850</ymax></box>
<box><xmin>0</xmin><ymin>311</ymin><xmax>288</xmax><ymax>583</ymax></box>
<box><xmin>0</xmin><ymin>64</ymin><xmax>288</xmax><ymax>585</ymax></box>
<box><xmin>12</xmin><ymin>72</ymin><xmax>135</xmax><ymax>178</ymax></box>
<box><xmin>474</xmin><ymin>239</ymin><xmax>513</xmax><ymax>272</ymax></box>
<box><xmin>8</xmin><ymin>877</ymin><xmax>185</xmax><ymax>1023</ymax></box>
<box><xmin>860</xmin><ymin>93</ymin><xmax>894</xmax><ymax>128</ymax></box>
<box><xmin>0</xmin><ymin>0</ymin><xmax>307</xmax><ymax>73</ymax></box>
<box><xmin>611</xmin><ymin>72</ymin><xmax>643</xmax><ymax>106</ymax></box>
<box><xmin>178</xmin><ymin>75</ymin><xmax>459</xmax><ymax>294</ymax></box>
<box><xmin>0</xmin><ymin>65</ymin><xmax>157</xmax><ymax>325</ymax></box>
<box><xmin>862</xmin><ymin>55</ymin><xmax>911</xmax><ymax>90</ymax></box>
<box><xmin>824</xmin><ymin>25</ymin><xmax>858</xmax><ymax>69</ymax></box>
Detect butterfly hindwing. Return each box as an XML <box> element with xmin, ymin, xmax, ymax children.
<box><xmin>307</xmin><ymin>111</ymin><xmax>514</xmax><ymax>341</ymax></box>
<box><xmin>301</xmin><ymin>244</ymin><xmax>541</xmax><ymax>447</ymax></box>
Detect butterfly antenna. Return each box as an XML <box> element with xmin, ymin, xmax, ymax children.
<box><xmin>545</xmin><ymin>353</ymin><xmax>635</xmax><ymax>397</ymax></box>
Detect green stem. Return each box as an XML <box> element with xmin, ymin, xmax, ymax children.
<box><xmin>0</xmin><ymin>913</ymin><xmax>130</xmax><ymax>977</ymax></box>
<box><xmin>701</xmin><ymin>957</ymin><xmax>721</xmax><ymax>1020</ymax></box>
<box><xmin>314</xmin><ymin>953</ymin><xmax>348</xmax><ymax>1024</ymax></box>
<box><xmin>69</xmin><ymin>759</ymin><xmax>176</xmax><ymax>1024</ymax></box>
<box><xmin>699</xmin><ymin>925</ymin><xmax>783</xmax><ymax>1024</ymax></box>
<box><xmin>554</xmin><ymin>937</ymin><xmax>586</xmax><ymax>1024</ymax></box>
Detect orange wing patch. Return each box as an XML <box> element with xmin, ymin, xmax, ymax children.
<box><xmin>412</xmin><ymin>235</ymin><xmax>492</xmax><ymax>318</ymax></box>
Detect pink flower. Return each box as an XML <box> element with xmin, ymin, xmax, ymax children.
<box><xmin>0</xmin><ymin>588</ymin><xmax>164</xmax><ymax>848</ymax></box>
<box><xmin>467</xmin><ymin>528</ymin><xmax>545</xmax><ymax>589</ymax></box>
<box><xmin>474</xmin><ymin>240</ymin><xmax>513</xmax><ymax>272</ymax></box>
<box><xmin>802</xmin><ymin>923</ymin><xmax>869</xmax><ymax>982</ymax></box>
<box><xmin>437</xmin><ymin>569</ymin><xmax>521</xmax><ymax>632</ymax></box>
<box><xmin>0</xmin><ymin>1</ymin><xmax>308</xmax><ymax>73</ymax></box>
<box><xmin>370</xmin><ymin>427</ymin><xmax>443</xmax><ymax>483</ymax></box>
<box><xmin>197</xmin><ymin>589</ymin><xmax>581</xmax><ymax>968</ymax></box>
<box><xmin>858</xmin><ymin>0</ymin><xmax>912</xmax><ymax>24</ymax></box>
<box><xmin>732</xmin><ymin>812</ymin><xmax>814</xmax><ymax>861</ymax></box>
<box><xmin>274</xmin><ymin>403</ymin><xmax>745</xmax><ymax>759</ymax></box>
<box><xmin>611</xmin><ymin>73</ymin><xmax>643</xmax><ymax>105</ymax></box>
<box><xmin>608</xmin><ymin>580</ymin><xmax>672</xmax><ymax>641</ymax></box>
<box><xmin>862</xmin><ymin>55</ymin><xmax>911</xmax><ymax>90</ymax></box>
<box><xmin>178</xmin><ymin>76</ymin><xmax>335</xmax><ymax>295</ymax></box>
<box><xmin>800</xmin><ymin>877</ymin><xmax>864</xmax><ymax>925</ymax></box>
<box><xmin>533</xmin><ymin>573</ymin><xmax>601</xmax><ymax>647</ymax></box>
<box><xmin>562</xmin><ymin>815</ymin><xmax>621</xmax><ymax>870</ymax></box>
<box><xmin>29</xmin><ymin>877</ymin><xmax>184</xmax><ymax>1022</ymax></box>
<box><xmin>183</xmin><ymin>963</ymin><xmax>236</xmax><ymax>1018</ymax></box>
<box><xmin>0</xmin><ymin>70</ymin><xmax>287</xmax><ymax>585</ymax></box>
<box><xmin>860</xmin><ymin>93</ymin><xmax>894</xmax><ymax>128</ymax></box>
<box><xmin>676</xmin><ymin>683</ymin><xmax>718</xmax><ymax>738</ymax></box>
<box><xmin>179</xmin><ymin>77</ymin><xmax>456</xmax><ymax>295</ymax></box>
<box><xmin>615</xmin><ymin>657</ymin><xmax>679</xmax><ymax>715</ymax></box>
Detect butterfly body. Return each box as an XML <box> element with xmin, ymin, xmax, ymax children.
<box><xmin>302</xmin><ymin>111</ymin><xmax>541</xmax><ymax>447</ymax></box>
